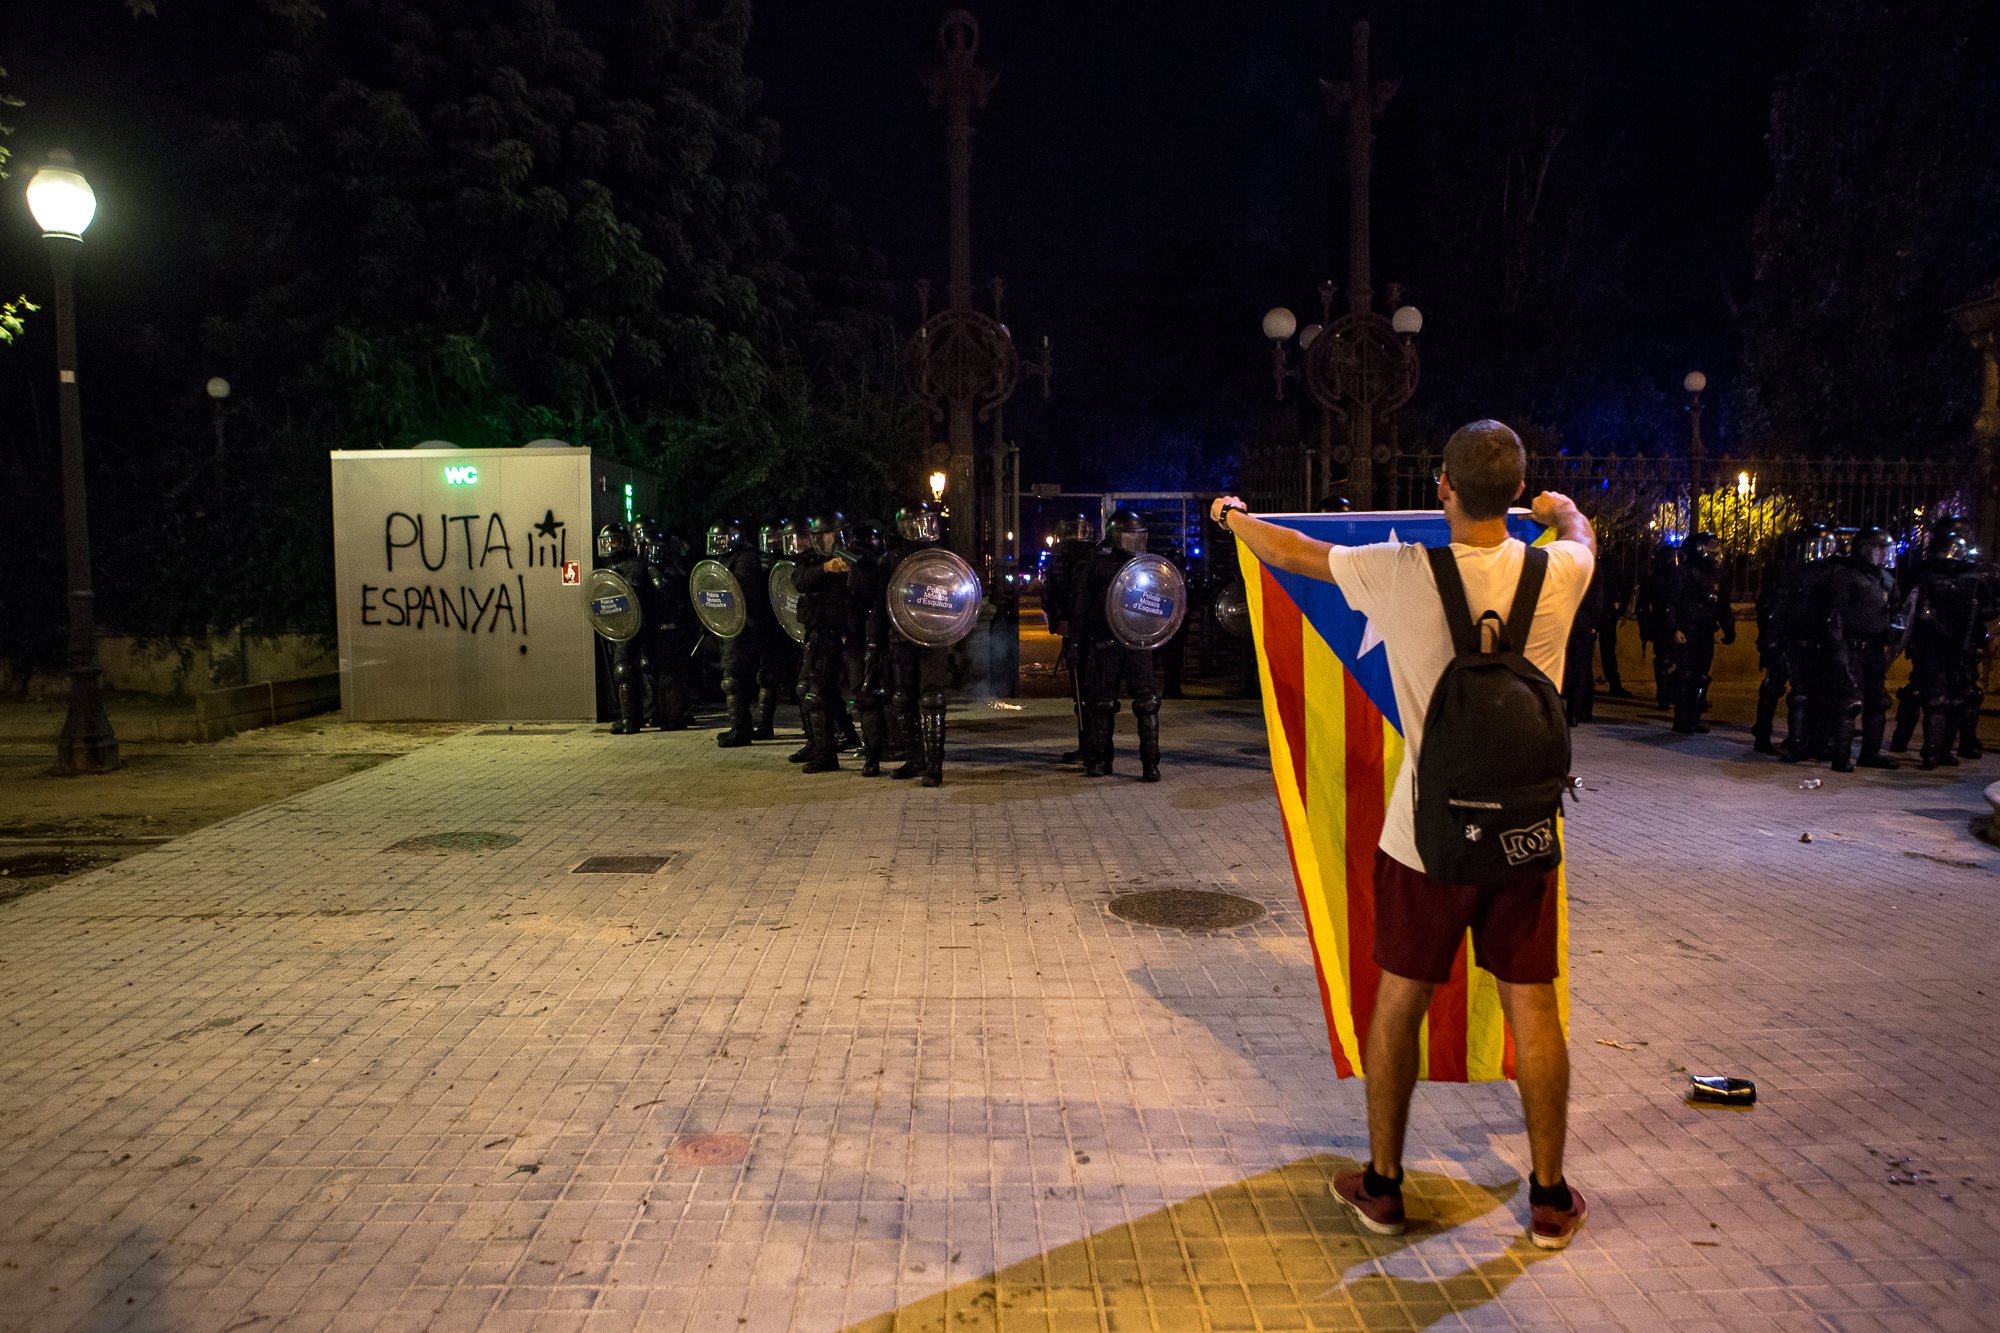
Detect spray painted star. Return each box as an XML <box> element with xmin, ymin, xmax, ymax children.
<box><xmin>1351</xmin><ymin>528</ymin><xmax>1400</xmax><ymax>658</ymax></box>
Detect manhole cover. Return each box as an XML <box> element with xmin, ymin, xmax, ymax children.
<box><xmin>1108</xmin><ymin>889</ymin><xmax>1266</xmax><ymax>931</ymax></box>
<box><xmin>388</xmin><ymin>831</ymin><xmax>522</xmax><ymax>853</ymax></box>
<box><xmin>477</xmin><ymin>727</ymin><xmax>574</xmax><ymax>736</ymax></box>
<box><xmin>670</xmin><ymin>1133</ymin><xmax>750</xmax><ymax>1166</ymax></box>
<box><xmin>574</xmin><ymin>855</ymin><xmax>671</xmax><ymax>875</ymax></box>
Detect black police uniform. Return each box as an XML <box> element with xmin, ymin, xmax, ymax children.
<box><xmin>791</xmin><ymin>545</ymin><xmax>850</xmax><ymax>774</ymax></box>
<box><xmin>1820</xmin><ymin>540</ymin><xmax>1899</xmax><ymax>770</ymax></box>
<box><xmin>1636</xmin><ymin>540</ymin><xmax>1680</xmax><ymax>707</ymax></box>
<box><xmin>1906</xmin><ymin>552</ymin><xmax>1982</xmax><ymax>768</ymax></box>
<box><xmin>606</xmin><ymin>548</ymin><xmax>669</xmax><ymax>736</ymax></box>
<box><xmin>1043</xmin><ymin>536</ymin><xmax>1096</xmax><ymax>763</ymax></box>
<box><xmin>1662</xmin><ymin>539</ymin><xmax>1733</xmax><ymax>735</ymax></box>
<box><xmin>640</xmin><ymin>530</ymin><xmax>693</xmax><ymax>730</ymax></box>
<box><xmin>1074</xmin><ymin>538</ymin><xmax>1162</xmax><ymax>780</ymax></box>
<box><xmin>715</xmin><ymin>531</ymin><xmax>769</xmax><ymax>748</ymax></box>
<box><xmin>881</xmin><ymin>525</ymin><xmax>954</xmax><ymax>787</ymax></box>
<box><xmin>843</xmin><ymin>529</ymin><xmax>892</xmax><ymax>776</ymax></box>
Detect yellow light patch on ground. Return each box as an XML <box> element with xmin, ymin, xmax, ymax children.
<box><xmin>841</xmin><ymin>1156</ymin><xmax>1550</xmax><ymax>1332</ymax></box>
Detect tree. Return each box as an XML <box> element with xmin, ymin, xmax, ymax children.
<box><xmin>1742</xmin><ymin>0</ymin><xmax>2000</xmax><ymax>459</ymax></box>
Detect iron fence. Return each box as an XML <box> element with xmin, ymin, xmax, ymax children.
<box><xmin>1393</xmin><ymin>452</ymin><xmax>1971</xmax><ymax>602</ymax></box>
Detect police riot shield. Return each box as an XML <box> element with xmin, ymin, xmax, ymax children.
<box><xmin>584</xmin><ymin>567</ymin><xmax>643</xmax><ymax>642</ymax></box>
<box><xmin>1105</xmin><ymin>553</ymin><xmax>1187</xmax><ymax>650</ymax></box>
<box><xmin>687</xmin><ymin>558</ymin><xmax>748</xmax><ymax>639</ymax></box>
<box><xmin>886</xmin><ymin>547</ymin><xmax>984</xmax><ymax>648</ymax></box>
<box><xmin>1212</xmin><ymin>580</ymin><xmax>1251</xmax><ymax>639</ymax></box>
<box><xmin>768</xmin><ymin>560</ymin><xmax>807</xmax><ymax>643</ymax></box>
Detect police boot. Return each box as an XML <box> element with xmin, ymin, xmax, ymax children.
<box><xmin>612</xmin><ymin>682</ymin><xmax>643</xmax><ymax>735</ymax></box>
<box><xmin>754</xmin><ymin>686</ymin><xmax>778</xmax><ymax>741</ymax></box>
<box><xmin>1136</xmin><ymin>706</ymin><xmax>1161</xmax><ymax>783</ymax></box>
<box><xmin>1778</xmin><ymin>693</ymin><xmax>1811</xmax><ymax>762</ymax></box>
<box><xmin>1084</xmin><ymin>710</ymin><xmax>1115</xmax><ymax>778</ymax></box>
<box><xmin>859</xmin><ymin>707</ymin><xmax>885</xmax><ymax>777</ymax></box>
<box><xmin>890</xmin><ymin>705</ymin><xmax>923</xmax><ymax>780</ymax></box>
<box><xmin>789</xmin><ymin>704</ymin><xmax>814</xmax><ymax>763</ymax></box>
<box><xmin>836</xmin><ymin>702</ymin><xmax>863</xmax><ymax>754</ymax></box>
<box><xmin>1751</xmin><ymin>682</ymin><xmax>1781</xmax><ymax>754</ymax></box>
<box><xmin>1921</xmin><ymin>704</ymin><xmax>1956</xmax><ymax>769</ymax></box>
<box><xmin>1830</xmin><ymin>715</ymin><xmax>1856</xmax><ymax>773</ymax></box>
<box><xmin>801</xmin><ymin>696</ymin><xmax>840</xmax><ymax>773</ymax></box>
<box><xmin>1889</xmin><ymin>687</ymin><xmax>1919</xmax><ymax>753</ymax></box>
<box><xmin>919</xmin><ymin>706</ymin><xmax>945</xmax><ymax>788</ymax></box>
<box><xmin>1959</xmin><ymin>693</ymin><xmax>1984</xmax><ymax>759</ymax></box>
<box><xmin>717</xmin><ymin>677</ymin><xmax>753</xmax><ymax>747</ymax></box>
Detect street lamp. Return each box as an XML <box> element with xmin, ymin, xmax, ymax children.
<box><xmin>27</xmin><ymin>150</ymin><xmax>118</xmax><ymax>774</ymax></box>
<box><xmin>206</xmin><ymin>375</ymin><xmax>231</xmax><ymax>458</ymax></box>
<box><xmin>1683</xmin><ymin>370</ymin><xmax>1708</xmax><ymax>478</ymax></box>
<box><xmin>929</xmin><ymin>470</ymin><xmax>948</xmax><ymax>503</ymax></box>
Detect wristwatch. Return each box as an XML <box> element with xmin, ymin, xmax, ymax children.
<box><xmin>1215</xmin><ymin>502</ymin><xmax>1248</xmax><ymax>528</ymax></box>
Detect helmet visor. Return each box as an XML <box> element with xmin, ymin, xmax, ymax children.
<box><xmin>900</xmin><ymin>513</ymin><xmax>940</xmax><ymax>543</ymax></box>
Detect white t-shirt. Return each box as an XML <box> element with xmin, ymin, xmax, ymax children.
<box><xmin>1326</xmin><ymin>535</ymin><xmax>1595</xmax><ymax>873</ymax></box>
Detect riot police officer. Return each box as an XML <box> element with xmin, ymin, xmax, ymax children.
<box><xmin>1043</xmin><ymin>513</ymin><xmax>1097</xmax><ymax>764</ymax></box>
<box><xmin>1822</xmin><ymin>526</ymin><xmax>1900</xmax><ymax>771</ymax></box>
<box><xmin>883</xmin><ymin>501</ymin><xmax>953</xmax><ymax>786</ymax></box>
<box><xmin>844</xmin><ymin>522</ymin><xmax>891</xmax><ymax>776</ymax></box>
<box><xmin>633</xmin><ymin>518</ymin><xmax>693</xmax><ymax>730</ymax></box>
<box><xmin>1958</xmin><ymin>554</ymin><xmax>1998</xmax><ymax>760</ymax></box>
<box><xmin>1752</xmin><ymin>524</ymin><xmax>1833</xmax><ymax>758</ymax></box>
<box><xmin>710</xmin><ymin>519</ymin><xmax>768</xmax><ymax>748</ymax></box>
<box><xmin>1075</xmin><ymin>509</ymin><xmax>1163</xmax><ymax>780</ymax></box>
<box><xmin>597</xmin><ymin>521</ymin><xmax>668</xmax><ymax>735</ymax></box>
<box><xmin>756</xmin><ymin>521</ymin><xmax>799</xmax><ymax>740</ymax></box>
<box><xmin>1636</xmin><ymin>537</ymin><xmax>1681</xmax><ymax>708</ymax></box>
<box><xmin>1905</xmin><ymin>519</ymin><xmax>1983</xmax><ymax>768</ymax></box>
<box><xmin>791</xmin><ymin>513</ymin><xmax>851</xmax><ymax>774</ymax></box>
<box><xmin>1663</xmin><ymin>532</ymin><xmax>1734</xmax><ymax>735</ymax></box>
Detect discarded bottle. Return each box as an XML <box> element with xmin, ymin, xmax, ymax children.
<box><xmin>1686</xmin><ymin>1075</ymin><xmax>1757</xmax><ymax>1107</ymax></box>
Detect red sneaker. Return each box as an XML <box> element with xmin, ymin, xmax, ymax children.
<box><xmin>1332</xmin><ymin>1169</ymin><xmax>1407</xmax><ymax>1235</ymax></box>
<box><xmin>1529</xmin><ymin>1184</ymin><xmax>1587</xmax><ymax>1250</ymax></box>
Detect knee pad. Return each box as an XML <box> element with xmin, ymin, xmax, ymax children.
<box><xmin>919</xmin><ymin>686</ymin><xmax>947</xmax><ymax>713</ymax></box>
<box><xmin>719</xmin><ymin>673</ymin><xmax>740</xmax><ymax>696</ymax></box>
<box><xmin>612</xmin><ymin>660</ymin><xmax>637</xmax><ymax>685</ymax></box>
<box><xmin>1132</xmin><ymin>692</ymin><xmax>1161</xmax><ymax>718</ymax></box>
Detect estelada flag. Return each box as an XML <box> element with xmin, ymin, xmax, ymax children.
<box><xmin>1236</xmin><ymin>511</ymin><xmax>1568</xmax><ymax>1082</ymax></box>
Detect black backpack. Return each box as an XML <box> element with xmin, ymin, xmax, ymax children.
<box><xmin>1413</xmin><ymin>544</ymin><xmax>1571</xmax><ymax>884</ymax></box>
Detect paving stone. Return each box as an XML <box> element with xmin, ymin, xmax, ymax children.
<box><xmin>0</xmin><ymin>698</ymin><xmax>1994</xmax><ymax>1331</ymax></box>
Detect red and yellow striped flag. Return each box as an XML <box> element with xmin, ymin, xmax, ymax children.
<box><xmin>1237</xmin><ymin>512</ymin><xmax>1567</xmax><ymax>1082</ymax></box>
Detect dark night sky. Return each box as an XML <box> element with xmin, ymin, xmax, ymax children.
<box><xmin>0</xmin><ymin>1</ymin><xmax>1803</xmax><ymax>487</ymax></box>
<box><xmin>748</xmin><ymin>1</ymin><xmax>1801</xmax><ymax>484</ymax></box>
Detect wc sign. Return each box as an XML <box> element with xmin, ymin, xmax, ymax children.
<box><xmin>443</xmin><ymin>464</ymin><xmax>479</xmax><ymax>486</ymax></box>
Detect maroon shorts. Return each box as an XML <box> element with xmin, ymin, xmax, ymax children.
<box><xmin>1371</xmin><ymin>850</ymin><xmax>1560</xmax><ymax>985</ymax></box>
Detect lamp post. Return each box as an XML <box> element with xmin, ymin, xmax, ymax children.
<box><xmin>1261</xmin><ymin>281</ymin><xmax>1422</xmax><ymax>509</ymax></box>
<box><xmin>27</xmin><ymin>151</ymin><xmax>119</xmax><ymax>774</ymax></box>
<box><xmin>206</xmin><ymin>375</ymin><xmax>231</xmax><ymax>458</ymax></box>
<box><xmin>1683</xmin><ymin>370</ymin><xmax>1708</xmax><ymax>503</ymax></box>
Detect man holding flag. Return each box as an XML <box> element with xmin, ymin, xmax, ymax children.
<box><xmin>1212</xmin><ymin>419</ymin><xmax>1597</xmax><ymax>1251</ymax></box>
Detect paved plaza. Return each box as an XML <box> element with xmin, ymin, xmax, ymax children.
<box><xmin>1</xmin><ymin>696</ymin><xmax>1996</xmax><ymax>1332</ymax></box>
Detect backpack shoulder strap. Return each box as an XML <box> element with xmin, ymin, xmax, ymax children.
<box><xmin>1426</xmin><ymin>545</ymin><xmax>1482</xmax><ymax>657</ymax></box>
<box><xmin>1501</xmin><ymin>544</ymin><xmax>1550</xmax><ymax>653</ymax></box>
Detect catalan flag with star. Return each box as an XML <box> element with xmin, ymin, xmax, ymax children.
<box><xmin>1237</xmin><ymin>511</ymin><xmax>1567</xmax><ymax>1082</ymax></box>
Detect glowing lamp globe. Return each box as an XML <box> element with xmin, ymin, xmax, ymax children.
<box><xmin>1683</xmin><ymin>371</ymin><xmax>1708</xmax><ymax>394</ymax></box>
<box><xmin>1261</xmin><ymin>307</ymin><xmax>1297</xmax><ymax>342</ymax></box>
<box><xmin>928</xmin><ymin>470</ymin><xmax>947</xmax><ymax>502</ymax></box>
<box><xmin>1391</xmin><ymin>305</ymin><xmax>1424</xmax><ymax>336</ymax></box>
<box><xmin>205</xmin><ymin>377</ymin><xmax>232</xmax><ymax>401</ymax></box>
<box><xmin>1298</xmin><ymin>322</ymin><xmax>1323</xmax><ymax>350</ymax></box>
<box><xmin>26</xmin><ymin>153</ymin><xmax>96</xmax><ymax>240</ymax></box>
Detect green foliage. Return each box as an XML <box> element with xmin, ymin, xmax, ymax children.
<box><xmin>0</xmin><ymin>296</ymin><xmax>37</xmax><ymax>345</ymax></box>
<box><xmin>91</xmin><ymin>0</ymin><xmax>909</xmax><ymax>644</ymax></box>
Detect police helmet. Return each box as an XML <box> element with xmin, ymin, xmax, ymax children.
<box><xmin>1106</xmin><ymin>509</ymin><xmax>1149</xmax><ymax>556</ymax></box>
<box><xmin>779</xmin><ymin>516</ymin><xmax>812</xmax><ymax>559</ymax></box>
<box><xmin>807</xmin><ymin>511</ymin><xmax>849</xmax><ymax>557</ymax></box>
<box><xmin>706</xmin><ymin>519</ymin><xmax>744</xmax><ymax>556</ymax></box>
<box><xmin>632</xmin><ymin>515</ymin><xmax>668</xmax><ymax>565</ymax></box>
<box><xmin>758</xmin><ymin>521</ymin><xmax>785</xmax><ymax>557</ymax></box>
<box><xmin>1852</xmin><ymin>526</ymin><xmax>1894</xmax><ymax>567</ymax></box>
<box><xmin>1686</xmin><ymin>531</ymin><xmax>1722</xmax><ymax>565</ymax></box>
<box><xmin>1053</xmin><ymin>512</ymin><xmax>1095</xmax><ymax>544</ymax></box>
<box><xmin>1929</xmin><ymin>518</ymin><xmax>1976</xmax><ymax>563</ymax></box>
<box><xmin>852</xmin><ymin>521</ymin><xmax>887</xmax><ymax>558</ymax></box>
<box><xmin>895</xmin><ymin>502</ymin><xmax>941</xmax><ymax>546</ymax></box>
<box><xmin>1797</xmin><ymin>522</ymin><xmax>1835</xmax><ymax>562</ymax></box>
<box><xmin>596</xmin><ymin>521</ymin><xmax>633</xmax><ymax>561</ymax></box>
